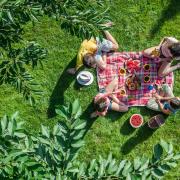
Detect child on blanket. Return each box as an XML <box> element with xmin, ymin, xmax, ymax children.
<box><xmin>67</xmin><ymin>22</ymin><xmax>119</xmax><ymax>74</ymax></box>
<box><xmin>143</xmin><ymin>37</ymin><xmax>180</xmax><ymax>77</ymax></box>
<box><xmin>146</xmin><ymin>84</ymin><xmax>180</xmax><ymax>115</ymax></box>
<box><xmin>91</xmin><ymin>77</ymin><xmax>128</xmax><ymax>118</ymax></box>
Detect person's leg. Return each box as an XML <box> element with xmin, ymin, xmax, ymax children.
<box><xmin>105</xmin><ymin>77</ymin><xmax>118</xmax><ymax>93</ymax></box>
<box><xmin>146</xmin><ymin>98</ymin><xmax>161</xmax><ymax>111</ymax></box>
<box><xmin>162</xmin><ymin>84</ymin><xmax>174</xmax><ymax>97</ymax></box>
<box><xmin>111</xmin><ymin>102</ymin><xmax>128</xmax><ymax>112</ymax></box>
<box><xmin>158</xmin><ymin>61</ymin><xmax>180</xmax><ymax>77</ymax></box>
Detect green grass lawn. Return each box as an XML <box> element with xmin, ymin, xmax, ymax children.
<box><xmin>0</xmin><ymin>0</ymin><xmax>180</xmax><ymax>178</ymax></box>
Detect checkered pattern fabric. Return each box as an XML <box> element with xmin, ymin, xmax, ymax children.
<box><xmin>97</xmin><ymin>52</ymin><xmax>174</xmax><ymax>106</ymax></box>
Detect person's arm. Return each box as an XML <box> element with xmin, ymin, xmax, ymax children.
<box><xmin>103</xmin><ymin>31</ymin><xmax>119</xmax><ymax>50</ymax></box>
<box><xmin>160</xmin><ymin>97</ymin><xmax>174</xmax><ymax>101</ymax></box>
<box><xmin>95</xmin><ymin>55</ymin><xmax>106</xmax><ymax>70</ymax></box>
<box><xmin>143</xmin><ymin>37</ymin><xmax>168</xmax><ymax>58</ymax></box>
<box><xmin>158</xmin><ymin>37</ymin><xmax>167</xmax><ymax>47</ymax></box>
<box><xmin>143</xmin><ymin>46</ymin><xmax>159</xmax><ymax>58</ymax></box>
<box><xmin>156</xmin><ymin>99</ymin><xmax>171</xmax><ymax>115</ymax></box>
<box><xmin>111</xmin><ymin>94</ymin><xmax>120</xmax><ymax>104</ymax></box>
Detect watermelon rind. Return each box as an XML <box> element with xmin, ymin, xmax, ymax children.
<box><xmin>130</xmin><ymin>114</ymin><xmax>144</xmax><ymax>128</ymax></box>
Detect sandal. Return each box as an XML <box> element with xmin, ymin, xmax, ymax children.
<box><xmin>148</xmin><ymin>114</ymin><xmax>165</xmax><ymax>129</ymax></box>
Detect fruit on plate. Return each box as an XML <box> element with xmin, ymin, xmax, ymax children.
<box><xmin>130</xmin><ymin>114</ymin><xmax>143</xmax><ymax>128</ymax></box>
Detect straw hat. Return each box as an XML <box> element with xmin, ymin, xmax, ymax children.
<box><xmin>76</xmin><ymin>71</ymin><xmax>94</xmax><ymax>86</ymax></box>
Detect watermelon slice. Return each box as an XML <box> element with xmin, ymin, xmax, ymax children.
<box><xmin>130</xmin><ymin>114</ymin><xmax>143</xmax><ymax>128</ymax></box>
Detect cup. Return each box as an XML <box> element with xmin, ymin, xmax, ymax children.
<box><xmin>144</xmin><ymin>76</ymin><xmax>150</xmax><ymax>83</ymax></box>
<box><xmin>120</xmin><ymin>89</ymin><xmax>126</xmax><ymax>95</ymax></box>
<box><xmin>148</xmin><ymin>85</ymin><xmax>154</xmax><ymax>91</ymax></box>
<box><xmin>119</xmin><ymin>68</ymin><xmax>126</xmax><ymax>75</ymax></box>
<box><xmin>144</xmin><ymin>64</ymin><xmax>150</xmax><ymax>71</ymax></box>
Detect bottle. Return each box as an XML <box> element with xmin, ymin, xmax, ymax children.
<box><xmin>148</xmin><ymin>85</ymin><xmax>154</xmax><ymax>91</ymax></box>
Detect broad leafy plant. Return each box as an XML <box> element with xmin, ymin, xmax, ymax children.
<box><xmin>0</xmin><ymin>0</ymin><xmax>110</xmax><ymax>104</ymax></box>
<box><xmin>0</xmin><ymin>99</ymin><xmax>179</xmax><ymax>179</ymax></box>
<box><xmin>0</xmin><ymin>41</ymin><xmax>47</xmax><ymax>105</ymax></box>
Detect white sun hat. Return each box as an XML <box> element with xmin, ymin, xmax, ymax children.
<box><xmin>76</xmin><ymin>71</ymin><xmax>94</xmax><ymax>86</ymax></box>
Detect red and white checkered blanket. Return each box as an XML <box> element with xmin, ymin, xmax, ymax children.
<box><xmin>97</xmin><ymin>52</ymin><xmax>174</xmax><ymax>106</ymax></box>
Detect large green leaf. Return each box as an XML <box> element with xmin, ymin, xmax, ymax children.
<box><xmin>115</xmin><ymin>160</ymin><xmax>127</xmax><ymax>176</ymax></box>
<box><xmin>153</xmin><ymin>144</ymin><xmax>163</xmax><ymax>160</ymax></box>
<box><xmin>158</xmin><ymin>164</ymin><xmax>171</xmax><ymax>173</ymax></box>
<box><xmin>55</xmin><ymin>108</ymin><xmax>68</xmax><ymax>120</ymax></box>
<box><xmin>72</xmin><ymin>99</ymin><xmax>82</xmax><ymax>118</ymax></box>
<box><xmin>8</xmin><ymin>117</ymin><xmax>17</xmax><ymax>136</ymax></box>
<box><xmin>74</xmin><ymin>122</ymin><xmax>86</xmax><ymax>130</ymax></box>
<box><xmin>71</xmin><ymin>130</ymin><xmax>85</xmax><ymax>140</ymax></box>
<box><xmin>133</xmin><ymin>157</ymin><xmax>141</xmax><ymax>170</ymax></box>
<box><xmin>41</xmin><ymin>125</ymin><xmax>50</xmax><ymax>138</ymax></box>
<box><xmin>160</xmin><ymin>139</ymin><xmax>169</xmax><ymax>153</ymax></box>
<box><xmin>1</xmin><ymin>115</ymin><xmax>8</xmax><ymax>133</ymax></box>
<box><xmin>71</xmin><ymin>140</ymin><xmax>85</xmax><ymax>148</ymax></box>
<box><xmin>139</xmin><ymin>158</ymin><xmax>149</xmax><ymax>171</ymax></box>
<box><xmin>173</xmin><ymin>153</ymin><xmax>180</xmax><ymax>160</ymax></box>
<box><xmin>122</xmin><ymin>161</ymin><xmax>132</xmax><ymax>176</ymax></box>
<box><xmin>152</xmin><ymin>168</ymin><xmax>164</xmax><ymax>179</ymax></box>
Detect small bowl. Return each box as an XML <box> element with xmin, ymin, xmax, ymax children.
<box><xmin>120</xmin><ymin>89</ymin><xmax>126</xmax><ymax>95</ymax></box>
<box><xmin>130</xmin><ymin>114</ymin><xmax>144</xmax><ymax>128</ymax></box>
<box><xmin>144</xmin><ymin>64</ymin><xmax>150</xmax><ymax>71</ymax></box>
<box><xmin>144</xmin><ymin>76</ymin><xmax>150</xmax><ymax>83</ymax></box>
<box><xmin>119</xmin><ymin>68</ymin><xmax>126</xmax><ymax>75</ymax></box>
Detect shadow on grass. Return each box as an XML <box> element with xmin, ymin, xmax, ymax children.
<box><xmin>107</xmin><ymin>111</ymin><xmax>127</xmax><ymax>122</ymax></box>
<box><xmin>121</xmin><ymin>107</ymin><xmax>168</xmax><ymax>155</ymax></box>
<box><xmin>121</xmin><ymin>122</ymin><xmax>156</xmax><ymax>155</ymax></box>
<box><xmin>150</xmin><ymin>0</ymin><xmax>180</xmax><ymax>38</ymax></box>
<box><xmin>120</xmin><ymin>117</ymin><xmax>136</xmax><ymax>135</ymax></box>
<box><xmin>81</xmin><ymin>100</ymin><xmax>98</xmax><ymax>135</ymax></box>
<box><xmin>47</xmin><ymin>56</ymin><xmax>76</xmax><ymax>118</ymax></box>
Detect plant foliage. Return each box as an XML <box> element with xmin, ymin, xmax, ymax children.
<box><xmin>0</xmin><ymin>0</ymin><xmax>110</xmax><ymax>104</ymax></box>
<box><xmin>0</xmin><ymin>99</ymin><xmax>179</xmax><ymax>179</ymax></box>
<box><xmin>0</xmin><ymin>41</ymin><xmax>47</xmax><ymax>105</ymax></box>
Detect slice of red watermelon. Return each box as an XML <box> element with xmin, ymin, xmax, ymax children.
<box><xmin>130</xmin><ymin>114</ymin><xmax>143</xmax><ymax>128</ymax></box>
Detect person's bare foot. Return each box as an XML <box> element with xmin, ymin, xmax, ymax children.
<box><xmin>90</xmin><ymin>112</ymin><xmax>98</xmax><ymax>118</ymax></box>
<box><xmin>67</xmin><ymin>68</ymin><xmax>76</xmax><ymax>75</ymax></box>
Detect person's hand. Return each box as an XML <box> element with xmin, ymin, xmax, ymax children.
<box><xmin>155</xmin><ymin>98</ymin><xmax>160</xmax><ymax>103</ymax></box>
<box><xmin>152</xmin><ymin>93</ymin><xmax>157</xmax><ymax>97</ymax></box>
<box><xmin>101</xmin><ymin>21</ymin><xmax>114</xmax><ymax>27</ymax></box>
<box><xmin>153</xmin><ymin>93</ymin><xmax>161</xmax><ymax>100</ymax></box>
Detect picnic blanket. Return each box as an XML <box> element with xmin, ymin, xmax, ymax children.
<box><xmin>97</xmin><ymin>52</ymin><xmax>174</xmax><ymax>106</ymax></box>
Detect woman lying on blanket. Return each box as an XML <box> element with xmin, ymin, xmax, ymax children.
<box><xmin>90</xmin><ymin>77</ymin><xmax>128</xmax><ymax>118</ymax></box>
<box><xmin>146</xmin><ymin>84</ymin><xmax>180</xmax><ymax>115</ymax></box>
<box><xmin>67</xmin><ymin>22</ymin><xmax>119</xmax><ymax>74</ymax></box>
<box><xmin>143</xmin><ymin>37</ymin><xmax>180</xmax><ymax>77</ymax></box>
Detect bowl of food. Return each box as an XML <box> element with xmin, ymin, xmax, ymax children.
<box><xmin>130</xmin><ymin>114</ymin><xmax>144</xmax><ymax>128</ymax></box>
<box><xmin>144</xmin><ymin>64</ymin><xmax>150</xmax><ymax>71</ymax></box>
<box><xmin>144</xmin><ymin>76</ymin><xmax>150</xmax><ymax>83</ymax></box>
<box><xmin>119</xmin><ymin>68</ymin><xmax>126</xmax><ymax>75</ymax></box>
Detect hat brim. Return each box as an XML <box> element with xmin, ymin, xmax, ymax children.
<box><xmin>76</xmin><ymin>71</ymin><xmax>94</xmax><ymax>86</ymax></box>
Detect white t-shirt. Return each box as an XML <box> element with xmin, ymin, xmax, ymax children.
<box><xmin>94</xmin><ymin>37</ymin><xmax>113</xmax><ymax>61</ymax></box>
